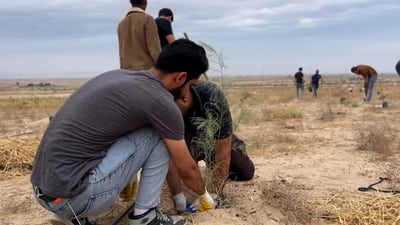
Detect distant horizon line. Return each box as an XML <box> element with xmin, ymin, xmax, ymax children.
<box><xmin>0</xmin><ymin>72</ymin><xmax>398</xmax><ymax>80</ymax></box>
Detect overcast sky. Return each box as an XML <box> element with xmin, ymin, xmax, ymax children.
<box><xmin>1</xmin><ymin>0</ymin><xmax>399</xmax><ymax>79</ymax></box>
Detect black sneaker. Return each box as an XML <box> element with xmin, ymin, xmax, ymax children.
<box><xmin>49</xmin><ymin>213</ymin><xmax>95</xmax><ymax>225</ymax></box>
<box><xmin>128</xmin><ymin>207</ymin><xmax>186</xmax><ymax>225</ymax></box>
<box><xmin>72</xmin><ymin>217</ymin><xmax>95</xmax><ymax>225</ymax></box>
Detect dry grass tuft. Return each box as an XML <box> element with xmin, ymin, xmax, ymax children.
<box><xmin>200</xmin><ymin>165</ymin><xmax>235</xmax><ymax>209</ymax></box>
<box><xmin>262</xmin><ymin>178</ymin><xmax>314</xmax><ymax>225</ymax></box>
<box><xmin>273</xmin><ymin>108</ymin><xmax>303</xmax><ymax>119</ymax></box>
<box><xmin>180</xmin><ymin>164</ymin><xmax>236</xmax><ymax>210</ymax></box>
<box><xmin>272</xmin><ymin>133</ymin><xmax>297</xmax><ymax>144</ymax></box>
<box><xmin>322</xmin><ymin>193</ymin><xmax>400</xmax><ymax>225</ymax></box>
<box><xmin>0</xmin><ymin>138</ymin><xmax>39</xmax><ymax>178</ymax></box>
<box><xmin>341</xmin><ymin>98</ymin><xmax>359</xmax><ymax>107</ymax></box>
<box><xmin>355</xmin><ymin>120</ymin><xmax>396</xmax><ymax>161</ymax></box>
<box><xmin>319</xmin><ymin>104</ymin><xmax>335</xmax><ymax>121</ymax></box>
<box><xmin>382</xmin><ymin>157</ymin><xmax>400</xmax><ymax>191</ymax></box>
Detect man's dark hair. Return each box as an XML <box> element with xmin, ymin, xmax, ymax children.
<box><xmin>299</xmin><ymin>67</ymin><xmax>303</xmax><ymax>71</ymax></box>
<box><xmin>159</xmin><ymin>8</ymin><xmax>174</xmax><ymax>22</ymax></box>
<box><xmin>130</xmin><ymin>0</ymin><xmax>144</xmax><ymax>6</ymax></box>
<box><xmin>351</xmin><ymin>66</ymin><xmax>357</xmax><ymax>73</ymax></box>
<box><xmin>155</xmin><ymin>39</ymin><xmax>208</xmax><ymax>81</ymax></box>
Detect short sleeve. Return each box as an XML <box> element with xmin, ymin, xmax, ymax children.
<box><xmin>147</xmin><ymin>94</ymin><xmax>184</xmax><ymax>140</ymax></box>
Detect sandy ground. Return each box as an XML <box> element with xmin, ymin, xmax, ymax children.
<box><xmin>1</xmin><ymin>78</ymin><xmax>400</xmax><ymax>225</ymax></box>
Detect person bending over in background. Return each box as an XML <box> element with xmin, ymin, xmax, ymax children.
<box><xmin>294</xmin><ymin>67</ymin><xmax>305</xmax><ymax>100</ymax></box>
<box><xmin>31</xmin><ymin>39</ymin><xmax>214</xmax><ymax>225</ymax></box>
<box><xmin>168</xmin><ymin>80</ymin><xmax>255</xmax><ymax>213</ymax></box>
<box><xmin>310</xmin><ymin>69</ymin><xmax>322</xmax><ymax>98</ymax></box>
<box><xmin>155</xmin><ymin>8</ymin><xmax>176</xmax><ymax>49</ymax></box>
<box><xmin>118</xmin><ymin>0</ymin><xmax>161</xmax><ymax>70</ymax></box>
<box><xmin>351</xmin><ymin>64</ymin><xmax>378</xmax><ymax>104</ymax></box>
<box><xmin>396</xmin><ymin>60</ymin><xmax>400</xmax><ymax>76</ymax></box>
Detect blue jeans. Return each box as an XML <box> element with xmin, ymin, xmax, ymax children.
<box><xmin>33</xmin><ymin>126</ymin><xmax>170</xmax><ymax>219</ymax></box>
<box><xmin>312</xmin><ymin>84</ymin><xmax>319</xmax><ymax>97</ymax></box>
<box><xmin>365</xmin><ymin>75</ymin><xmax>377</xmax><ymax>103</ymax></box>
<box><xmin>296</xmin><ymin>83</ymin><xmax>304</xmax><ymax>99</ymax></box>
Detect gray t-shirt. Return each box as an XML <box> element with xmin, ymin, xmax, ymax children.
<box><xmin>31</xmin><ymin>69</ymin><xmax>183</xmax><ymax>198</ymax></box>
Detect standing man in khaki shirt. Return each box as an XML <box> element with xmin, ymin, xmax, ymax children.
<box><xmin>118</xmin><ymin>0</ymin><xmax>161</xmax><ymax>70</ymax></box>
<box><xmin>117</xmin><ymin>0</ymin><xmax>161</xmax><ymax>206</ymax></box>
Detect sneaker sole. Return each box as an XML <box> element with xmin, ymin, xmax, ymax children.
<box><xmin>49</xmin><ymin>215</ymin><xmax>74</xmax><ymax>225</ymax></box>
<box><xmin>49</xmin><ymin>218</ymin><xmax>73</xmax><ymax>225</ymax></box>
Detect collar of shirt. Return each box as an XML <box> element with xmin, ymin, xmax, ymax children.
<box><xmin>127</xmin><ymin>7</ymin><xmax>145</xmax><ymax>14</ymax></box>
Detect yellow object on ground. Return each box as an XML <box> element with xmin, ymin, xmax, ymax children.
<box><xmin>119</xmin><ymin>174</ymin><xmax>138</xmax><ymax>202</ymax></box>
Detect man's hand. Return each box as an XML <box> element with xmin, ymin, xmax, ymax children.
<box><xmin>176</xmin><ymin>98</ymin><xmax>189</xmax><ymax>115</ymax></box>
<box><xmin>189</xmin><ymin>190</ymin><xmax>215</xmax><ymax>212</ymax></box>
<box><xmin>173</xmin><ymin>192</ymin><xmax>196</xmax><ymax>213</ymax></box>
<box><xmin>175</xmin><ymin>86</ymin><xmax>193</xmax><ymax>115</ymax></box>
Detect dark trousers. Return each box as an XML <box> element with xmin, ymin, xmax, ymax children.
<box><xmin>228</xmin><ymin>134</ymin><xmax>255</xmax><ymax>181</ymax></box>
<box><xmin>190</xmin><ymin>134</ymin><xmax>255</xmax><ymax>181</ymax></box>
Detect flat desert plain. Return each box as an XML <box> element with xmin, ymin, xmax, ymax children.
<box><xmin>1</xmin><ymin>74</ymin><xmax>400</xmax><ymax>225</ymax></box>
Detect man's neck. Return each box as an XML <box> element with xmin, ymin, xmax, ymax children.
<box><xmin>158</xmin><ymin>16</ymin><xmax>171</xmax><ymax>22</ymax></box>
<box><xmin>132</xmin><ymin>5</ymin><xmax>146</xmax><ymax>11</ymax></box>
<box><xmin>148</xmin><ymin>68</ymin><xmax>161</xmax><ymax>80</ymax></box>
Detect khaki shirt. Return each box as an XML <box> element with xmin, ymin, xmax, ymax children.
<box><xmin>118</xmin><ymin>8</ymin><xmax>161</xmax><ymax>70</ymax></box>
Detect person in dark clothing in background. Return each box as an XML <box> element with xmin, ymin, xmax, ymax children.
<box><xmin>294</xmin><ymin>67</ymin><xmax>305</xmax><ymax>100</ymax></box>
<box><xmin>310</xmin><ymin>69</ymin><xmax>322</xmax><ymax>97</ymax></box>
<box><xmin>155</xmin><ymin>8</ymin><xmax>176</xmax><ymax>49</ymax></box>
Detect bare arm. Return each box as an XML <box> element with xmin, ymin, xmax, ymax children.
<box><xmin>164</xmin><ymin>138</ymin><xmax>206</xmax><ymax>195</ymax></box>
<box><xmin>166</xmin><ymin>160</ymin><xmax>184</xmax><ymax>196</ymax></box>
<box><xmin>361</xmin><ymin>74</ymin><xmax>369</xmax><ymax>87</ymax></box>
<box><xmin>213</xmin><ymin>135</ymin><xmax>232</xmax><ymax>193</ymax></box>
<box><xmin>166</xmin><ymin>34</ymin><xmax>176</xmax><ymax>45</ymax></box>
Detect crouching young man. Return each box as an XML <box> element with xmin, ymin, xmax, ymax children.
<box><xmin>168</xmin><ymin>80</ymin><xmax>255</xmax><ymax>213</ymax></box>
<box><xmin>30</xmin><ymin>39</ymin><xmax>214</xmax><ymax>225</ymax></box>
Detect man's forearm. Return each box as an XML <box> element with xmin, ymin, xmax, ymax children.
<box><xmin>213</xmin><ymin>136</ymin><xmax>232</xmax><ymax>193</ymax></box>
<box><xmin>166</xmin><ymin>160</ymin><xmax>184</xmax><ymax>196</ymax></box>
<box><xmin>213</xmin><ymin>161</ymin><xmax>229</xmax><ymax>190</ymax></box>
<box><xmin>164</xmin><ymin>138</ymin><xmax>207</xmax><ymax>196</ymax></box>
<box><xmin>178</xmin><ymin>166</ymin><xmax>206</xmax><ymax>195</ymax></box>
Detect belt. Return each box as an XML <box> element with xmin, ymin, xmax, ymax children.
<box><xmin>39</xmin><ymin>195</ymin><xmax>57</xmax><ymax>202</ymax></box>
<box><xmin>36</xmin><ymin>186</ymin><xmax>64</xmax><ymax>204</ymax></box>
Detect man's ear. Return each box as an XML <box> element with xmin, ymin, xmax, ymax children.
<box><xmin>175</xmin><ymin>72</ymin><xmax>187</xmax><ymax>86</ymax></box>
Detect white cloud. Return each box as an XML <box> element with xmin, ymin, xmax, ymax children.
<box><xmin>0</xmin><ymin>0</ymin><xmax>399</xmax><ymax>77</ymax></box>
<box><xmin>0</xmin><ymin>51</ymin><xmax>118</xmax><ymax>78</ymax></box>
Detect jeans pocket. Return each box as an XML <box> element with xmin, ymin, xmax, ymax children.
<box><xmin>48</xmin><ymin>199</ymin><xmax>69</xmax><ymax>213</ymax></box>
<box><xmin>76</xmin><ymin>186</ymin><xmax>120</xmax><ymax>217</ymax></box>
